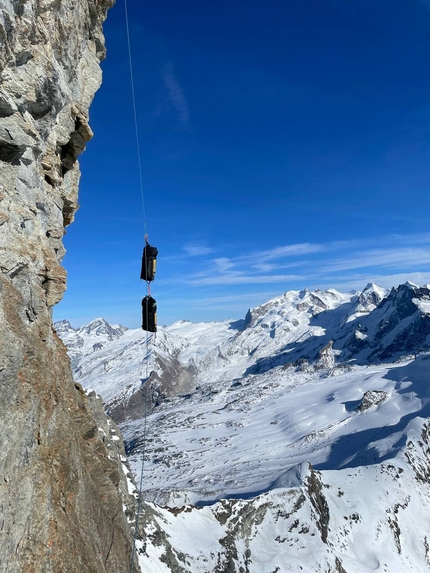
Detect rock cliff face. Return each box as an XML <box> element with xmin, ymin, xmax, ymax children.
<box><xmin>0</xmin><ymin>1</ymin><xmax>140</xmax><ymax>571</ymax></box>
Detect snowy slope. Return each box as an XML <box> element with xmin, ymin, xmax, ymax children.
<box><xmin>55</xmin><ymin>282</ymin><xmax>430</xmax><ymax>572</ymax></box>
<box><xmin>139</xmin><ymin>428</ymin><xmax>430</xmax><ymax>573</ymax></box>
<box><xmin>125</xmin><ymin>355</ymin><xmax>430</xmax><ymax>506</ymax></box>
<box><xmin>132</xmin><ymin>353</ymin><xmax>430</xmax><ymax>572</ymax></box>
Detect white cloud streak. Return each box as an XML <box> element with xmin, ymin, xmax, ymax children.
<box><xmin>162</xmin><ymin>62</ymin><xmax>190</xmax><ymax>124</ymax></box>
<box><xmin>187</xmin><ymin>273</ymin><xmax>304</xmax><ymax>286</ymax></box>
<box><xmin>179</xmin><ymin>233</ymin><xmax>430</xmax><ymax>289</ymax></box>
<box><xmin>183</xmin><ymin>242</ymin><xmax>213</xmax><ymax>256</ymax></box>
<box><xmin>315</xmin><ymin>272</ymin><xmax>430</xmax><ymax>294</ymax></box>
<box><xmin>213</xmin><ymin>258</ymin><xmax>236</xmax><ymax>273</ymax></box>
<box><xmin>322</xmin><ymin>247</ymin><xmax>430</xmax><ymax>273</ymax></box>
<box><xmin>257</xmin><ymin>243</ymin><xmax>324</xmax><ymax>261</ymax></box>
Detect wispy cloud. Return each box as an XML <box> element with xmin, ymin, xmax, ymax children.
<box><xmin>257</xmin><ymin>243</ymin><xmax>324</xmax><ymax>261</ymax></box>
<box><xmin>162</xmin><ymin>62</ymin><xmax>190</xmax><ymax>124</ymax></box>
<box><xmin>182</xmin><ymin>241</ymin><xmax>325</xmax><ymax>286</ymax></box>
<box><xmin>315</xmin><ymin>272</ymin><xmax>430</xmax><ymax>294</ymax></box>
<box><xmin>233</xmin><ymin>242</ymin><xmax>324</xmax><ymax>267</ymax></box>
<box><xmin>183</xmin><ymin>242</ymin><xmax>213</xmax><ymax>257</ymax></box>
<box><xmin>252</xmin><ymin>261</ymin><xmax>308</xmax><ymax>273</ymax></box>
<box><xmin>163</xmin><ymin>291</ymin><xmax>280</xmax><ymax>310</ymax></box>
<box><xmin>213</xmin><ymin>258</ymin><xmax>236</xmax><ymax>273</ymax></box>
<box><xmin>322</xmin><ymin>247</ymin><xmax>430</xmax><ymax>273</ymax></box>
<box><xmin>188</xmin><ymin>273</ymin><xmax>304</xmax><ymax>286</ymax></box>
<box><xmin>179</xmin><ymin>233</ymin><xmax>430</xmax><ymax>289</ymax></box>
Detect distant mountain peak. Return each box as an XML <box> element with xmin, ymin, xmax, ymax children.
<box><xmin>53</xmin><ymin>319</ymin><xmax>76</xmax><ymax>335</ymax></box>
<box><xmin>79</xmin><ymin>318</ymin><xmax>127</xmax><ymax>337</ymax></box>
<box><xmin>357</xmin><ymin>282</ymin><xmax>387</xmax><ymax>305</ymax></box>
<box><xmin>363</xmin><ymin>281</ymin><xmax>382</xmax><ymax>291</ymax></box>
<box><xmin>54</xmin><ymin>318</ymin><xmax>74</xmax><ymax>329</ymax></box>
<box><xmin>85</xmin><ymin>317</ymin><xmax>109</xmax><ymax>328</ymax></box>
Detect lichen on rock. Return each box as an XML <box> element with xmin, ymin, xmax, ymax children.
<box><xmin>0</xmin><ymin>1</ymin><xmax>141</xmax><ymax>571</ymax></box>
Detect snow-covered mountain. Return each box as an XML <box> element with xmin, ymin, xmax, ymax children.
<box><xmin>54</xmin><ymin>317</ymin><xmax>128</xmax><ymax>367</ymax></box>
<box><xmin>55</xmin><ymin>282</ymin><xmax>430</xmax><ymax>572</ymax></box>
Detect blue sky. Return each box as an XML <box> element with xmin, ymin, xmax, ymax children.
<box><xmin>55</xmin><ymin>0</ymin><xmax>430</xmax><ymax>328</ymax></box>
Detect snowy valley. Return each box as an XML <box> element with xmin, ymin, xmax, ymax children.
<box><xmin>55</xmin><ymin>282</ymin><xmax>430</xmax><ymax>572</ymax></box>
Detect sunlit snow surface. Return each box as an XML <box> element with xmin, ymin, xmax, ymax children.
<box><xmin>56</xmin><ymin>285</ymin><xmax>430</xmax><ymax>572</ymax></box>
<box><xmin>127</xmin><ymin>356</ymin><xmax>429</xmax><ymax>506</ymax></box>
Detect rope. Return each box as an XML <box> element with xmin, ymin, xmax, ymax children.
<box><xmin>124</xmin><ymin>0</ymin><xmax>147</xmax><ymax>237</ymax></box>
<box><xmin>129</xmin><ymin>325</ymin><xmax>151</xmax><ymax>573</ymax></box>
<box><xmin>123</xmin><ymin>0</ymin><xmax>152</xmax><ymax>569</ymax></box>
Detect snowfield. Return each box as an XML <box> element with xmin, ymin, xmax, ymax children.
<box><xmin>128</xmin><ymin>356</ymin><xmax>430</xmax><ymax>506</ymax></box>
<box><xmin>56</xmin><ymin>282</ymin><xmax>430</xmax><ymax>572</ymax></box>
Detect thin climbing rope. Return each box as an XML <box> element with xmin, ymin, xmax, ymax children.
<box><xmin>124</xmin><ymin>0</ymin><xmax>147</xmax><ymax>236</ymax></box>
<box><xmin>124</xmin><ymin>0</ymin><xmax>152</xmax><ymax>569</ymax></box>
<box><xmin>129</xmin><ymin>329</ymin><xmax>150</xmax><ymax>573</ymax></box>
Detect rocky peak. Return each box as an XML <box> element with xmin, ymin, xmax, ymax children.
<box><xmin>80</xmin><ymin>317</ymin><xmax>127</xmax><ymax>339</ymax></box>
<box><xmin>243</xmin><ymin>288</ymin><xmax>345</xmax><ymax>330</ymax></box>
<box><xmin>343</xmin><ymin>282</ymin><xmax>388</xmax><ymax>325</ymax></box>
<box><xmin>359</xmin><ymin>282</ymin><xmax>387</xmax><ymax>306</ymax></box>
<box><xmin>53</xmin><ymin>318</ymin><xmax>76</xmax><ymax>334</ymax></box>
<box><xmin>381</xmin><ymin>282</ymin><xmax>427</xmax><ymax>321</ymax></box>
<box><xmin>342</xmin><ymin>282</ymin><xmax>430</xmax><ymax>363</ymax></box>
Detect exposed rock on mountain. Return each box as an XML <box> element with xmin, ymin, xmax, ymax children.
<box><xmin>226</xmin><ymin>281</ymin><xmax>430</xmax><ymax>370</ymax></box>
<box><xmin>341</xmin><ymin>282</ymin><xmax>430</xmax><ymax>362</ymax></box>
<box><xmin>0</xmin><ymin>2</ymin><xmax>140</xmax><ymax>571</ymax></box>
<box><xmin>356</xmin><ymin>390</ymin><xmax>389</xmax><ymax>412</ymax></box>
<box><xmin>342</xmin><ymin>282</ymin><xmax>387</xmax><ymax>325</ymax></box>
<box><xmin>80</xmin><ymin>317</ymin><xmax>129</xmax><ymax>339</ymax></box>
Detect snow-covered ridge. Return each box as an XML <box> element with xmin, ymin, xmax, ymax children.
<box><xmin>56</xmin><ymin>317</ymin><xmax>128</xmax><ymax>366</ymax></box>
<box><xmin>55</xmin><ymin>281</ymin><xmax>430</xmax><ymax>416</ymax></box>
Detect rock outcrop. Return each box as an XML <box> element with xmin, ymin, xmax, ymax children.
<box><xmin>0</xmin><ymin>1</ymin><xmax>140</xmax><ymax>571</ymax></box>
<box><xmin>342</xmin><ymin>283</ymin><xmax>430</xmax><ymax>362</ymax></box>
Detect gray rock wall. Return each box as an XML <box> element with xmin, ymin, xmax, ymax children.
<box><xmin>0</xmin><ymin>1</ymin><xmax>140</xmax><ymax>571</ymax></box>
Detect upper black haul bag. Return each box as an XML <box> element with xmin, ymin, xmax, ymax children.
<box><xmin>141</xmin><ymin>295</ymin><xmax>157</xmax><ymax>333</ymax></box>
<box><xmin>140</xmin><ymin>243</ymin><xmax>158</xmax><ymax>282</ymax></box>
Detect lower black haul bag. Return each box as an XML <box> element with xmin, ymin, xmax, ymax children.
<box><xmin>141</xmin><ymin>295</ymin><xmax>157</xmax><ymax>333</ymax></box>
